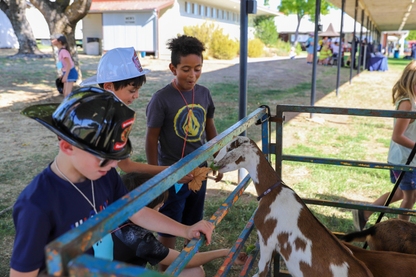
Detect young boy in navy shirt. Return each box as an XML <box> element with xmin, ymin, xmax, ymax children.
<box><xmin>10</xmin><ymin>87</ymin><xmax>213</xmax><ymax>277</ymax></box>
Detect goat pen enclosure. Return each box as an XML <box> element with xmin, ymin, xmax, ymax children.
<box><xmin>43</xmin><ymin>105</ymin><xmax>416</xmax><ymax>277</ymax></box>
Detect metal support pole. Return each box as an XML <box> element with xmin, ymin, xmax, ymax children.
<box><xmin>310</xmin><ymin>0</ymin><xmax>321</xmax><ymax>117</ymax></box>
<box><xmin>350</xmin><ymin>0</ymin><xmax>358</xmax><ymax>84</ymax></box>
<box><xmin>336</xmin><ymin>0</ymin><xmax>345</xmax><ymax>97</ymax></box>
<box><xmin>239</xmin><ymin>0</ymin><xmax>248</xmax><ymax>126</ymax></box>
<box><xmin>357</xmin><ymin>9</ymin><xmax>364</xmax><ymax>75</ymax></box>
<box><xmin>238</xmin><ymin>0</ymin><xmax>256</xmax><ymax>182</ymax></box>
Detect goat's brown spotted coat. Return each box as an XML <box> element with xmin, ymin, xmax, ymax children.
<box><xmin>214</xmin><ymin>137</ymin><xmax>373</xmax><ymax>277</ymax></box>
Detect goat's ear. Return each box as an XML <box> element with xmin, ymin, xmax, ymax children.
<box><xmin>230</xmin><ymin>139</ymin><xmax>239</xmax><ymax>149</ymax></box>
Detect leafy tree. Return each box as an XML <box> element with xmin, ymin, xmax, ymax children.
<box><xmin>0</xmin><ymin>0</ymin><xmax>44</xmax><ymax>57</ymax></box>
<box><xmin>253</xmin><ymin>15</ymin><xmax>278</xmax><ymax>46</ymax></box>
<box><xmin>407</xmin><ymin>30</ymin><xmax>416</xmax><ymax>41</ymax></box>
<box><xmin>278</xmin><ymin>0</ymin><xmax>332</xmax><ymax>45</ymax></box>
<box><xmin>1</xmin><ymin>0</ymin><xmax>90</xmax><ymax>77</ymax></box>
<box><xmin>30</xmin><ymin>0</ymin><xmax>92</xmax><ymax>78</ymax></box>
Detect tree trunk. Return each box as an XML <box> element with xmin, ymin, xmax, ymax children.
<box><xmin>294</xmin><ymin>13</ymin><xmax>303</xmax><ymax>47</ymax></box>
<box><xmin>0</xmin><ymin>0</ymin><xmax>48</xmax><ymax>58</ymax></box>
<box><xmin>30</xmin><ymin>0</ymin><xmax>92</xmax><ymax>82</ymax></box>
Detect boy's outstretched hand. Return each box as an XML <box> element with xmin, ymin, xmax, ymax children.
<box><xmin>213</xmin><ymin>172</ymin><xmax>223</xmax><ymax>182</ymax></box>
<box><xmin>187</xmin><ymin>220</ymin><xmax>214</xmax><ymax>244</ymax></box>
<box><xmin>234</xmin><ymin>252</ymin><xmax>248</xmax><ymax>265</ymax></box>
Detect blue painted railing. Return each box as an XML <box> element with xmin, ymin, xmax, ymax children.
<box><xmin>46</xmin><ymin>106</ymin><xmax>269</xmax><ymax>277</ymax></box>
<box><xmin>45</xmin><ymin>104</ymin><xmax>416</xmax><ymax>277</ymax></box>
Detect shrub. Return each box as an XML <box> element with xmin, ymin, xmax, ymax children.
<box><xmin>248</xmin><ymin>38</ymin><xmax>265</xmax><ymax>58</ymax></box>
<box><xmin>210</xmin><ymin>28</ymin><xmax>239</xmax><ymax>59</ymax></box>
<box><xmin>183</xmin><ymin>21</ymin><xmax>214</xmax><ymax>50</ymax></box>
<box><xmin>295</xmin><ymin>42</ymin><xmax>302</xmax><ymax>54</ymax></box>
<box><xmin>273</xmin><ymin>39</ymin><xmax>292</xmax><ymax>56</ymax></box>
<box><xmin>184</xmin><ymin>22</ymin><xmax>237</xmax><ymax>60</ymax></box>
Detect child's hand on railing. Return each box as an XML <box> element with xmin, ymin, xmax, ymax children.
<box><xmin>188</xmin><ymin>220</ymin><xmax>214</xmax><ymax>245</ymax></box>
<box><xmin>234</xmin><ymin>252</ymin><xmax>248</xmax><ymax>265</ymax></box>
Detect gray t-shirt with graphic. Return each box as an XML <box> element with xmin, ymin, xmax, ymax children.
<box><xmin>146</xmin><ymin>83</ymin><xmax>215</xmax><ymax>166</ymax></box>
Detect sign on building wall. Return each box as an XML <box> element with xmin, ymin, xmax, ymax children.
<box><xmin>125</xmin><ymin>15</ymin><xmax>136</xmax><ymax>25</ymax></box>
<box><xmin>102</xmin><ymin>13</ymin><xmax>155</xmax><ymax>52</ymax></box>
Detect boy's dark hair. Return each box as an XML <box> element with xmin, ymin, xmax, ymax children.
<box><xmin>98</xmin><ymin>75</ymin><xmax>146</xmax><ymax>91</ymax></box>
<box><xmin>167</xmin><ymin>35</ymin><xmax>205</xmax><ymax>67</ymax></box>
<box><xmin>121</xmin><ymin>172</ymin><xmax>168</xmax><ymax>209</ymax></box>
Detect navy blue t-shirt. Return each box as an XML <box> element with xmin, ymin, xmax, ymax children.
<box><xmin>10</xmin><ymin>164</ymin><xmax>128</xmax><ymax>272</ymax></box>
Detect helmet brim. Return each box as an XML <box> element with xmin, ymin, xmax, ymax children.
<box><xmin>21</xmin><ymin>103</ymin><xmax>132</xmax><ymax>160</ymax></box>
<box><xmin>80</xmin><ymin>75</ymin><xmax>98</xmax><ymax>86</ymax></box>
<box><xmin>80</xmin><ymin>69</ymin><xmax>150</xmax><ymax>86</ymax></box>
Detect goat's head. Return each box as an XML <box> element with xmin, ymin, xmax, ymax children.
<box><xmin>213</xmin><ymin>136</ymin><xmax>260</xmax><ymax>175</ymax></box>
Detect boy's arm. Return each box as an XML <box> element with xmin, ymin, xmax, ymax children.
<box><xmin>130</xmin><ymin>207</ymin><xmax>213</xmax><ymax>244</ymax></box>
<box><xmin>10</xmin><ymin>268</ymin><xmax>39</xmax><ymax>277</ymax></box>
<box><xmin>160</xmin><ymin>249</ymin><xmax>229</xmax><ymax>267</ymax></box>
<box><xmin>205</xmin><ymin>118</ymin><xmax>218</xmax><ymax>141</ymax></box>
<box><xmin>145</xmin><ymin>127</ymin><xmax>161</xmax><ymax>165</ymax></box>
<box><xmin>144</xmin><ymin>127</ymin><xmax>193</xmax><ymax>183</ymax></box>
<box><xmin>118</xmin><ymin>158</ymin><xmax>167</xmax><ymax>175</ymax></box>
<box><xmin>205</xmin><ymin>118</ymin><xmax>223</xmax><ymax>181</ymax></box>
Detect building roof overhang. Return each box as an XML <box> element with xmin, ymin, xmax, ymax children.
<box><xmin>89</xmin><ymin>0</ymin><xmax>174</xmax><ymax>13</ymax></box>
<box><xmin>329</xmin><ymin>0</ymin><xmax>416</xmax><ymax>32</ymax></box>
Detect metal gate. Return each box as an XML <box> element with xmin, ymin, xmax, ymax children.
<box><xmin>44</xmin><ymin>105</ymin><xmax>416</xmax><ymax>276</ymax></box>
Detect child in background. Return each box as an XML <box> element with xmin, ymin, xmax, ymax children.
<box><xmin>318</xmin><ymin>40</ymin><xmax>333</xmax><ymax>65</ymax></box>
<box><xmin>145</xmin><ymin>35</ymin><xmax>223</xmax><ymax>271</ymax></box>
<box><xmin>353</xmin><ymin>61</ymin><xmax>416</xmax><ymax>230</ymax></box>
<box><xmin>113</xmin><ymin>172</ymin><xmax>247</xmax><ymax>276</ymax></box>
<box><xmin>306</xmin><ymin>33</ymin><xmax>314</xmax><ymax>64</ymax></box>
<box><xmin>80</xmin><ymin>47</ymin><xmax>194</xmax><ymax>183</ymax></box>
<box><xmin>51</xmin><ymin>34</ymin><xmax>78</xmax><ymax>98</ymax></box>
<box><xmin>10</xmin><ymin>87</ymin><xmax>213</xmax><ymax>277</ymax></box>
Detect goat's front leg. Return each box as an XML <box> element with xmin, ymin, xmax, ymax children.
<box><xmin>253</xmin><ymin>238</ymin><xmax>274</xmax><ymax>277</ymax></box>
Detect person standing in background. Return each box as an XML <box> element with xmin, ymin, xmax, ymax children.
<box><xmin>51</xmin><ymin>34</ymin><xmax>78</xmax><ymax>98</ymax></box>
<box><xmin>306</xmin><ymin>33</ymin><xmax>314</xmax><ymax>64</ymax></box>
<box><xmin>353</xmin><ymin>61</ymin><xmax>416</xmax><ymax>230</ymax></box>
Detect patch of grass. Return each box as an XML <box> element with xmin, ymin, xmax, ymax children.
<box><xmin>201</xmin><ymin>195</ymin><xmax>258</xmax><ymax>276</ymax></box>
<box><xmin>387</xmin><ymin>57</ymin><xmax>413</xmax><ymax>70</ymax></box>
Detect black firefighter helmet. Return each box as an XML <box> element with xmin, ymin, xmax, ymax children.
<box><xmin>21</xmin><ymin>86</ymin><xmax>136</xmax><ymax>160</ymax></box>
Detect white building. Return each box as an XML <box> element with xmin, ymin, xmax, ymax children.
<box><xmin>83</xmin><ymin>0</ymin><xmax>280</xmax><ymax>58</ymax></box>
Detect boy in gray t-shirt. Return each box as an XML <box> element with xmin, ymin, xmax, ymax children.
<box><xmin>145</xmin><ymin>35</ymin><xmax>223</xmax><ymax>271</ymax></box>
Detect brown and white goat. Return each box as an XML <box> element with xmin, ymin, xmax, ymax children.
<box><xmin>213</xmin><ymin>136</ymin><xmax>373</xmax><ymax>277</ymax></box>
<box><xmin>339</xmin><ymin>219</ymin><xmax>416</xmax><ymax>254</ymax></box>
<box><xmin>342</xmin><ymin>242</ymin><xmax>416</xmax><ymax>277</ymax></box>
